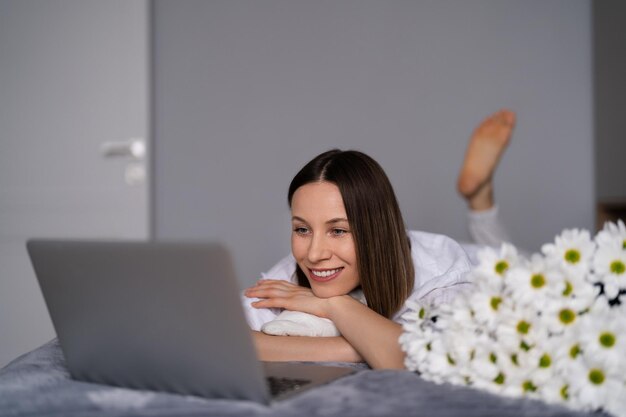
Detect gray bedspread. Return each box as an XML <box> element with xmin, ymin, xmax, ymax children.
<box><xmin>0</xmin><ymin>340</ymin><xmax>605</xmax><ymax>417</ymax></box>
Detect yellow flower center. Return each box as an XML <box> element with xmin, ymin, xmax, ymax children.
<box><xmin>490</xmin><ymin>297</ymin><xmax>502</xmax><ymax>311</ymax></box>
<box><xmin>539</xmin><ymin>354</ymin><xmax>551</xmax><ymax>368</ymax></box>
<box><xmin>523</xmin><ymin>380</ymin><xmax>537</xmax><ymax>392</ymax></box>
<box><xmin>495</xmin><ymin>261</ymin><xmax>509</xmax><ymax>275</ymax></box>
<box><xmin>493</xmin><ymin>373</ymin><xmax>505</xmax><ymax>385</ymax></box>
<box><xmin>530</xmin><ymin>274</ymin><xmax>546</xmax><ymax>288</ymax></box>
<box><xmin>610</xmin><ymin>260</ymin><xmax>625</xmax><ymax>275</ymax></box>
<box><xmin>569</xmin><ymin>344</ymin><xmax>581</xmax><ymax>359</ymax></box>
<box><xmin>564</xmin><ymin>249</ymin><xmax>581</xmax><ymax>264</ymax></box>
<box><xmin>559</xmin><ymin>308</ymin><xmax>576</xmax><ymax>325</ymax></box>
<box><xmin>588</xmin><ymin>369</ymin><xmax>605</xmax><ymax>385</ymax></box>
<box><xmin>516</xmin><ymin>320</ymin><xmax>531</xmax><ymax>335</ymax></box>
<box><xmin>562</xmin><ymin>281</ymin><xmax>573</xmax><ymax>296</ymax></box>
<box><xmin>599</xmin><ymin>332</ymin><xmax>616</xmax><ymax>348</ymax></box>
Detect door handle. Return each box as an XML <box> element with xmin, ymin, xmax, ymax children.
<box><xmin>100</xmin><ymin>138</ymin><xmax>146</xmax><ymax>160</ymax></box>
<box><xmin>100</xmin><ymin>138</ymin><xmax>147</xmax><ymax>185</ymax></box>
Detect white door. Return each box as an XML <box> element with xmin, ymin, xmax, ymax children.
<box><xmin>0</xmin><ymin>0</ymin><xmax>150</xmax><ymax>366</ymax></box>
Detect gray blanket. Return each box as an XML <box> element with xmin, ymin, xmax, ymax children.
<box><xmin>0</xmin><ymin>340</ymin><xmax>605</xmax><ymax>417</ymax></box>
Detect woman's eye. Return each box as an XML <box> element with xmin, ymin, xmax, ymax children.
<box><xmin>331</xmin><ymin>229</ymin><xmax>348</xmax><ymax>236</ymax></box>
<box><xmin>293</xmin><ymin>227</ymin><xmax>309</xmax><ymax>235</ymax></box>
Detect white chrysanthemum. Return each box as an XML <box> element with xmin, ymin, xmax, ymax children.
<box><xmin>436</xmin><ymin>294</ymin><xmax>471</xmax><ymax>323</ymax></box>
<box><xmin>504</xmin><ymin>255</ymin><xmax>563</xmax><ymax>309</ymax></box>
<box><xmin>568</xmin><ymin>356</ymin><xmax>623</xmax><ymax>412</ymax></box>
<box><xmin>498</xmin><ymin>330</ymin><xmax>560</xmax><ymax>400</ymax></box>
<box><xmin>542</xmin><ymin>229</ymin><xmax>595</xmax><ymax>274</ymax></box>
<box><xmin>604</xmin><ymin>383</ymin><xmax>626</xmax><ymax>417</ymax></box>
<box><xmin>542</xmin><ymin>298</ymin><xmax>582</xmax><ymax>335</ymax></box>
<box><xmin>445</xmin><ymin>331</ymin><xmax>483</xmax><ymax>379</ymax></box>
<box><xmin>498</xmin><ymin>355</ymin><xmax>542</xmax><ymax>400</ymax></box>
<box><xmin>400</xmin><ymin>325</ymin><xmax>436</xmax><ymax>372</ymax></box>
<box><xmin>595</xmin><ymin>220</ymin><xmax>626</xmax><ymax>251</ymax></box>
<box><xmin>468</xmin><ymin>342</ymin><xmax>506</xmax><ymax>395</ymax></box>
<box><xmin>592</xmin><ymin>245</ymin><xmax>626</xmax><ymax>299</ymax></box>
<box><xmin>531</xmin><ymin>349</ymin><xmax>560</xmax><ymax>387</ymax></box>
<box><xmin>473</xmin><ymin>244</ymin><xmax>519</xmax><ymax>291</ymax></box>
<box><xmin>436</xmin><ymin>296</ymin><xmax>479</xmax><ymax>337</ymax></box>
<box><xmin>399</xmin><ymin>224</ymin><xmax>626</xmax><ymax>416</ymax></box>
<box><xmin>419</xmin><ymin>338</ymin><xmax>462</xmax><ymax>384</ymax></box>
<box><xmin>539</xmin><ymin>375</ymin><xmax>573</xmax><ymax>406</ymax></box>
<box><xmin>493</xmin><ymin>305</ymin><xmax>543</xmax><ymax>354</ymax></box>
<box><xmin>579</xmin><ymin>300</ymin><xmax>626</xmax><ymax>372</ymax></box>
<box><xmin>467</xmin><ymin>288</ymin><xmax>511</xmax><ymax>331</ymax></box>
<box><xmin>551</xmin><ymin>328</ymin><xmax>584</xmax><ymax>378</ymax></box>
<box><xmin>556</xmin><ymin>268</ymin><xmax>598</xmax><ymax>312</ymax></box>
<box><xmin>400</xmin><ymin>300</ymin><xmax>433</xmax><ymax>332</ymax></box>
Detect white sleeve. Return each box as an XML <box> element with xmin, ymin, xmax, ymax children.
<box><xmin>394</xmin><ymin>231</ymin><xmax>473</xmax><ymax>324</ymax></box>
<box><xmin>241</xmin><ymin>254</ymin><xmax>297</xmax><ymax>331</ymax></box>
<box><xmin>467</xmin><ymin>205</ymin><xmax>530</xmax><ymax>257</ymax></box>
<box><xmin>467</xmin><ymin>205</ymin><xmax>512</xmax><ymax>248</ymax></box>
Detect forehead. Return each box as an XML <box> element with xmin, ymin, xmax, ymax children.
<box><xmin>291</xmin><ymin>181</ymin><xmax>347</xmax><ymax>219</ymax></box>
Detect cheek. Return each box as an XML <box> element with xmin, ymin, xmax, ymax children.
<box><xmin>338</xmin><ymin>240</ymin><xmax>357</xmax><ymax>265</ymax></box>
<box><xmin>291</xmin><ymin>235</ymin><xmax>306</xmax><ymax>260</ymax></box>
<box><xmin>347</xmin><ymin>268</ymin><xmax>360</xmax><ymax>287</ymax></box>
<box><xmin>343</xmin><ymin>243</ymin><xmax>359</xmax><ymax>286</ymax></box>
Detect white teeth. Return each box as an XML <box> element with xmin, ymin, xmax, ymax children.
<box><xmin>312</xmin><ymin>268</ymin><xmax>341</xmax><ymax>278</ymax></box>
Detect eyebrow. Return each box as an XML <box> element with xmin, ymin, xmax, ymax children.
<box><xmin>291</xmin><ymin>216</ymin><xmax>349</xmax><ymax>225</ymax></box>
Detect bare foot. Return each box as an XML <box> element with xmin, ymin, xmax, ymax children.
<box><xmin>457</xmin><ymin>109</ymin><xmax>515</xmax><ymax>211</ymax></box>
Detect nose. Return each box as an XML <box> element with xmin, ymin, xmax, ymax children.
<box><xmin>307</xmin><ymin>234</ymin><xmax>332</xmax><ymax>264</ymax></box>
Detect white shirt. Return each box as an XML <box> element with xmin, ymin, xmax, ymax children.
<box><xmin>243</xmin><ymin>230</ymin><xmax>473</xmax><ymax>330</ymax></box>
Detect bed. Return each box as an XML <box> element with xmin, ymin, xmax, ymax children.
<box><xmin>0</xmin><ymin>339</ymin><xmax>606</xmax><ymax>417</ymax></box>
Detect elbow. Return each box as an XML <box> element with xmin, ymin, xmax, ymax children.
<box><xmin>369</xmin><ymin>352</ymin><xmax>406</xmax><ymax>370</ymax></box>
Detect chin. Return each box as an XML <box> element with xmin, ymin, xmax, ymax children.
<box><xmin>310</xmin><ymin>284</ymin><xmax>352</xmax><ymax>299</ymax></box>
<box><xmin>310</xmin><ymin>286</ymin><xmax>336</xmax><ymax>299</ymax></box>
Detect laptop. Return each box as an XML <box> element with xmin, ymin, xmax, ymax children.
<box><xmin>26</xmin><ymin>239</ymin><xmax>356</xmax><ymax>404</ymax></box>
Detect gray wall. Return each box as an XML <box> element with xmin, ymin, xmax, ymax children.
<box><xmin>153</xmin><ymin>0</ymin><xmax>594</xmax><ymax>287</ymax></box>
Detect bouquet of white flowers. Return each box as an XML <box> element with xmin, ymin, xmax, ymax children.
<box><xmin>400</xmin><ymin>221</ymin><xmax>626</xmax><ymax>417</ymax></box>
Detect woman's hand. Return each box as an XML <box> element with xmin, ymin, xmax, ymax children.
<box><xmin>244</xmin><ymin>279</ymin><xmax>332</xmax><ymax>318</ymax></box>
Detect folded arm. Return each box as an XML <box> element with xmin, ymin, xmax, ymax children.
<box><xmin>252</xmin><ymin>331</ymin><xmax>363</xmax><ymax>363</ymax></box>
<box><xmin>325</xmin><ymin>295</ymin><xmax>405</xmax><ymax>369</ymax></box>
<box><xmin>246</xmin><ymin>280</ymin><xmax>405</xmax><ymax>369</ymax></box>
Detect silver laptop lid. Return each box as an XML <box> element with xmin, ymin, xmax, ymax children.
<box><xmin>27</xmin><ymin>239</ymin><xmax>270</xmax><ymax>403</ymax></box>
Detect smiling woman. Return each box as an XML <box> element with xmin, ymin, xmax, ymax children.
<box><xmin>244</xmin><ymin>149</ymin><xmax>473</xmax><ymax>369</ymax></box>
<box><xmin>290</xmin><ymin>182</ymin><xmax>361</xmax><ymax>299</ymax></box>
<box><xmin>288</xmin><ymin>151</ymin><xmax>415</xmax><ymax>317</ymax></box>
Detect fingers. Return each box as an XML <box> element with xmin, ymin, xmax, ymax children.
<box><xmin>244</xmin><ymin>280</ymin><xmax>315</xmax><ymax>312</ymax></box>
<box><xmin>255</xmin><ymin>279</ymin><xmax>298</xmax><ymax>287</ymax></box>
<box><xmin>245</xmin><ymin>286</ymin><xmax>292</xmax><ymax>300</ymax></box>
<box><xmin>246</xmin><ymin>279</ymin><xmax>299</xmax><ymax>293</ymax></box>
<box><xmin>244</xmin><ymin>280</ymin><xmax>309</xmax><ymax>299</ymax></box>
<box><xmin>250</xmin><ymin>298</ymin><xmax>288</xmax><ymax>309</ymax></box>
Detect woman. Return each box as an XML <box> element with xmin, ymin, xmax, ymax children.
<box><xmin>244</xmin><ymin>149</ymin><xmax>473</xmax><ymax>369</ymax></box>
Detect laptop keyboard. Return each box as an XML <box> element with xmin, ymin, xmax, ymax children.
<box><xmin>266</xmin><ymin>376</ymin><xmax>312</xmax><ymax>397</ymax></box>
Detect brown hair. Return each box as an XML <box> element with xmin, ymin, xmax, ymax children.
<box><xmin>288</xmin><ymin>149</ymin><xmax>414</xmax><ymax>318</ymax></box>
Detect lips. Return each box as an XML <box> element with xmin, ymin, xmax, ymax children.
<box><xmin>308</xmin><ymin>267</ymin><xmax>344</xmax><ymax>282</ymax></box>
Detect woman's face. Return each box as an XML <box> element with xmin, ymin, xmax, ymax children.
<box><xmin>290</xmin><ymin>181</ymin><xmax>359</xmax><ymax>298</ymax></box>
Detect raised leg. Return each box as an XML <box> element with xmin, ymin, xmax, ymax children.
<box><xmin>457</xmin><ymin>109</ymin><xmax>515</xmax><ymax>211</ymax></box>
